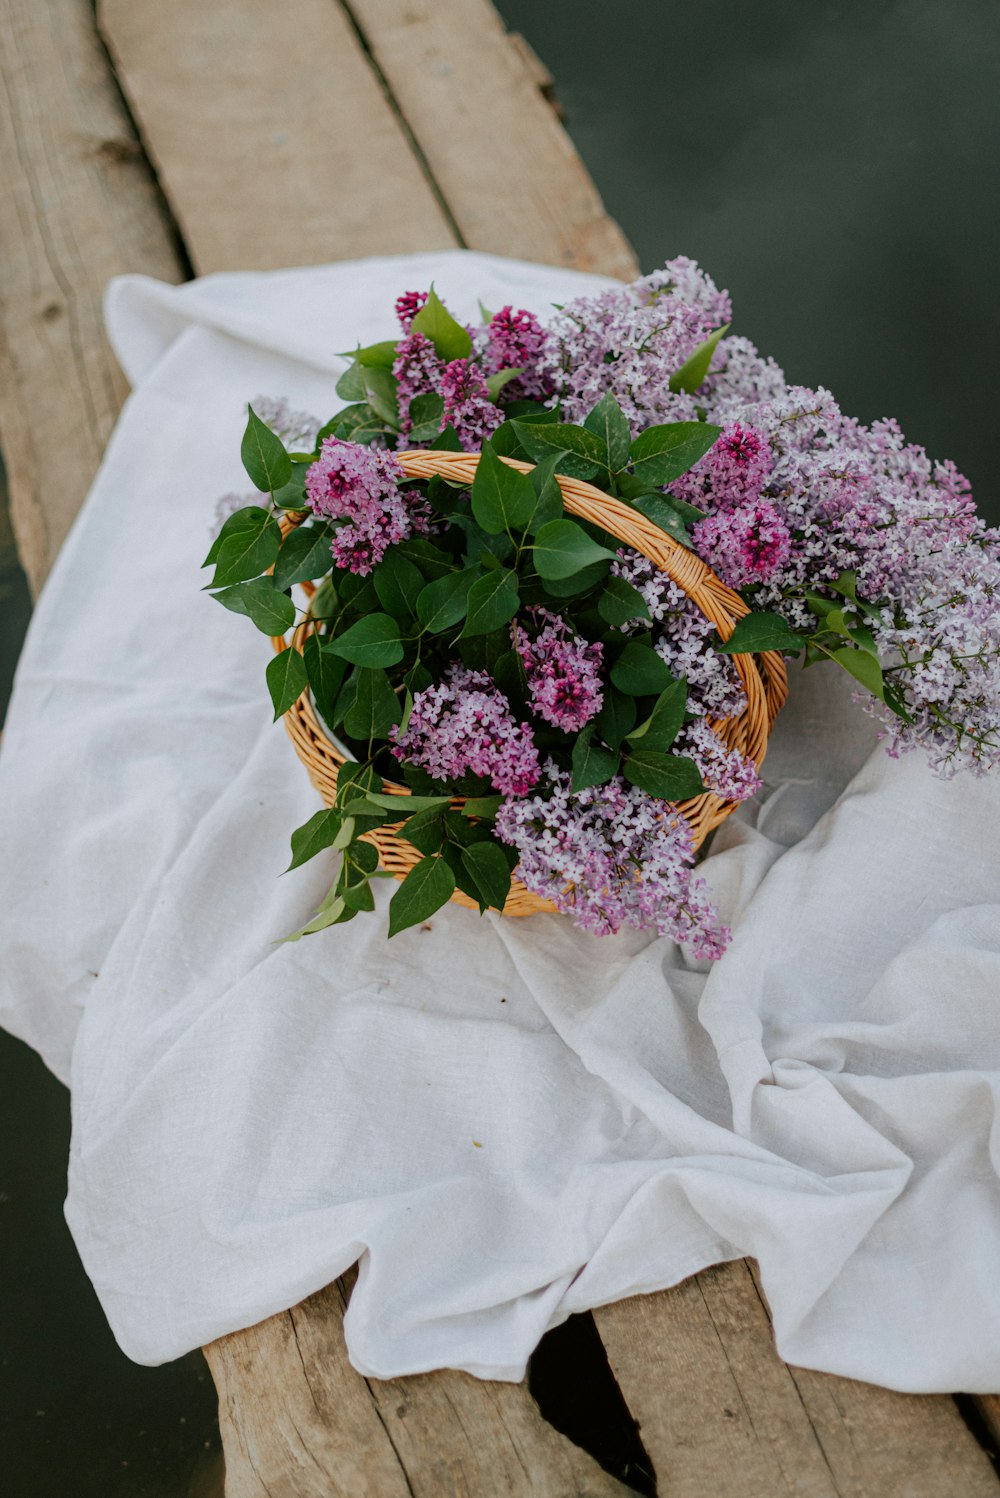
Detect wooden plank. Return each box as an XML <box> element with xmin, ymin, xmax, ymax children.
<box><xmin>0</xmin><ymin>0</ymin><xmax>184</xmax><ymax>594</ymax></box>
<box><xmin>97</xmin><ymin>0</ymin><xmax>457</xmax><ymax>276</ymax></box>
<box><xmin>204</xmin><ymin>1272</ymin><xmax>632</xmax><ymax>1498</ymax></box>
<box><xmin>972</xmin><ymin>1395</ymin><xmax>1000</xmax><ymax>1454</ymax></box>
<box><xmin>593</xmin><ymin>1260</ymin><xmax>999</xmax><ymax>1497</ymax></box>
<box><xmin>345</xmin><ymin>0</ymin><xmax>640</xmax><ymax>281</ymax></box>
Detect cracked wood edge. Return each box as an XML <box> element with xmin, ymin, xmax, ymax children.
<box><xmin>204</xmin><ymin>1271</ymin><xmax>631</xmax><ymax>1498</ymax></box>
<box><xmin>344</xmin><ymin>0</ymin><xmax>639</xmax><ymax>280</ymax></box>
<box><xmin>97</xmin><ymin>0</ymin><xmax>458</xmax><ymax>276</ymax></box>
<box><xmin>0</xmin><ymin>0</ymin><xmax>184</xmax><ymax>595</ymax></box>
<box><xmin>593</xmin><ymin>1260</ymin><xmax>999</xmax><ymax>1497</ymax></box>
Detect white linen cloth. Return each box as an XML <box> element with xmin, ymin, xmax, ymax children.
<box><xmin>2</xmin><ymin>251</ymin><xmax>999</xmax><ymax>1393</ymax></box>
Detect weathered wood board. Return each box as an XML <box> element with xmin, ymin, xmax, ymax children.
<box><xmin>2</xmin><ymin>1</ymin><xmax>998</xmax><ymax>1495</ymax></box>
<box><xmin>0</xmin><ymin>0</ymin><xmax>184</xmax><ymax>595</ymax></box>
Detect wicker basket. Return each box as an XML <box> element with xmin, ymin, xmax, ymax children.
<box><xmin>271</xmin><ymin>449</ymin><xmax>788</xmax><ymax>916</ymax></box>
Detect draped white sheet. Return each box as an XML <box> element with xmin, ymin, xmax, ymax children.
<box><xmin>2</xmin><ymin>251</ymin><xmax>998</xmax><ymax>1391</ymax></box>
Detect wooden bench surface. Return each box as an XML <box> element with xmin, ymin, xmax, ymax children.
<box><xmin>2</xmin><ymin>2</ymin><xmax>998</xmax><ymax>1493</ymax></box>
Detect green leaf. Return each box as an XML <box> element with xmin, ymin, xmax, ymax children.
<box><xmin>277</xmin><ymin>890</ymin><xmax>350</xmax><ymax>942</ymax></box>
<box><xmin>342</xmin><ymin>668</ymin><xmax>402</xmax><ymax>741</ymax></box>
<box><xmin>266</xmin><ymin>648</ymin><xmax>308</xmax><ymax>720</ymax></box>
<box><xmin>623</xmin><ymin>750</ymin><xmax>705</xmax><ymax>801</ymax></box>
<box><xmin>626</xmin><ymin>677</ymin><xmax>687</xmax><ymax>752</ymax></box>
<box><xmin>343</xmin><ymin>339</ymin><xmax>400</xmax><ymax>368</ymax></box>
<box><xmin>364</xmin><ymin>791</ymin><xmax>450</xmax><ymax>814</ymax></box>
<box><xmin>668</xmin><ymin>324</ymin><xmax>730</xmax><ymax>394</ymax></box>
<box><xmin>350</xmin><ymin>840</ymin><xmax>380</xmax><ymax>875</ymax></box>
<box><xmin>471</xmin><ymin>441</ymin><xmax>535</xmax><ymax>533</ymax></box>
<box><xmin>571</xmin><ymin>730</ymin><xmax>620</xmax><ymax>792</ymax></box>
<box><xmin>397</xmin><ymin>805</ymin><xmax>447</xmax><ymax>855</ymax></box>
<box><xmin>460</xmin><ymin>568</ymin><xmax>520</xmax><ymax>637</ymax></box>
<box><xmin>208</xmin><ymin>508</ymin><xmax>281</xmax><ymax>588</ymax></box>
<box><xmin>485</xmin><ymin>367</ymin><xmax>523</xmax><ymax>400</ymax></box>
<box><xmin>332</xmin><ymin>816</ymin><xmax>357</xmax><ymax>852</ymax></box>
<box><xmin>410</xmin><ymin>286</ymin><xmax>472</xmax><ymax>362</ymax></box>
<box><xmin>532</xmin><ymin>519</ymin><xmax>616</xmax><ymax>580</ymax></box>
<box><xmin>388</xmin><ymin>855</ymin><xmax>457</xmax><ymax>935</ymax></box>
<box><xmin>460</xmin><ymin>842</ymin><xmax>512</xmax><ymax>911</ymax></box>
<box><xmin>328</xmin><ymin>614</ymin><xmax>405</xmax><ymax>667</ymax></box>
<box><xmin>830</xmin><ymin>646</ymin><xmax>885</xmax><ymax>700</ymax></box>
<box><xmin>203</xmin><ymin>505</ymin><xmax>271</xmax><ymax>569</ymax></box>
<box><xmin>540</xmin><ymin>559</ymin><xmax>611</xmax><ymax>599</ymax></box>
<box><xmin>416</xmin><ymin>568</ymin><xmax>478</xmax><ymax>632</ymax></box>
<box><xmin>610</xmin><ymin>639</ymin><xmax>673</xmax><ymax>696</ymax></box>
<box><xmin>594</xmin><ymin>688</ymin><xmax>636</xmax><ymax>748</ymax></box>
<box><xmin>628</xmin><ymin>422</ymin><xmax>722</xmax><ymax>486</ymax></box>
<box><xmin>374</xmin><ymin>549</ymin><xmax>424</xmax><ymax>620</ymax></box>
<box><xmin>718</xmin><ymin>612</ymin><xmax>803</xmax><ymax>656</ymax></box>
<box><xmin>213</xmin><ymin>578</ymin><xmax>295</xmax><ymax>635</ymax></box>
<box><xmin>302</xmin><ymin>635</ymin><xmax>348</xmax><ymax>726</ymax></box>
<box><xmin>584</xmin><ymin>393</ymin><xmax>631</xmax><ymax>472</ymax></box>
<box><xmin>526</xmin><ymin>452</ymin><xmax>564</xmax><ymax>533</ymax></box>
<box><xmin>330</xmin><ymin>403</ymin><xmax>386</xmax><ymax>445</ymax></box>
<box><xmin>341</xmin><ymin>877</ymin><xmax>375</xmax><ymax>912</ymax></box>
<box><xmin>242</xmin><ymin>405</ymin><xmax>292</xmax><ymax>493</ymax></box>
<box><xmin>630</xmin><ymin>492</ymin><xmax>697</xmax><ymax>546</ymax></box>
<box><xmin>405</xmin><ymin>390</ymin><xmax>444</xmax><ymax>442</ymax></box>
<box><xmin>359</xmin><ymin>366</ymin><xmax>400</xmax><ymax>428</ymax></box>
<box><xmin>511</xmin><ymin>420</ymin><xmax>608</xmax><ymax>481</ymax></box>
<box><xmin>430</xmin><ymin>423</ymin><xmax>463</xmax><ymax>452</ymax></box>
<box><xmin>598</xmin><ymin>575</ymin><xmax>651</xmax><ymax>627</ymax></box>
<box><xmin>459</xmin><ymin>795</ymin><xmax>503</xmax><ymax>820</ymax></box>
<box><xmin>335</xmin><ymin>364</ymin><xmax>366</xmax><ymax>402</ymax></box>
<box><xmin>286</xmin><ymin>808</ymin><xmax>344</xmax><ymax>871</ymax></box>
<box><xmin>273</xmin><ymin>524</ymin><xmax>333</xmax><ymax>590</ymax></box>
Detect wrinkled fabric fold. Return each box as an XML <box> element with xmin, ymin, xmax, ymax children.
<box><xmin>1</xmin><ymin>251</ymin><xmax>998</xmax><ymax>1391</ymax></box>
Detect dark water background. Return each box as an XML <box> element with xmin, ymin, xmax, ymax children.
<box><xmin>2</xmin><ymin>2</ymin><xmax>999</xmax><ymax>1493</ymax></box>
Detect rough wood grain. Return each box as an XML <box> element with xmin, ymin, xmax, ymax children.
<box><xmin>97</xmin><ymin>0</ymin><xmax>457</xmax><ymax>276</ymax></box>
<box><xmin>593</xmin><ymin>1261</ymin><xmax>999</xmax><ymax>1497</ymax></box>
<box><xmin>205</xmin><ymin>1273</ymin><xmax>631</xmax><ymax>1498</ymax></box>
<box><xmin>342</xmin><ymin>0</ymin><xmax>639</xmax><ymax>279</ymax></box>
<box><xmin>972</xmin><ymin>1394</ymin><xmax>1000</xmax><ymax>1452</ymax></box>
<box><xmin>0</xmin><ymin>0</ymin><xmax>184</xmax><ymax>594</ymax></box>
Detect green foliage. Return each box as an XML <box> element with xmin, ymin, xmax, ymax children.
<box><xmin>416</xmin><ymin>568</ymin><xmax>478</xmax><ymax>632</ymax></box>
<box><xmin>460</xmin><ymin>842</ymin><xmax>511</xmax><ymax>911</ymax></box>
<box><xmin>471</xmin><ymin>441</ymin><xmax>536</xmax><ymax>534</ymax></box>
<box><xmin>598</xmin><ymin>575</ymin><xmax>651</xmax><ymax>627</ymax></box>
<box><xmin>241</xmin><ymin>406</ymin><xmax>292</xmax><ymax>493</ymax></box>
<box><xmin>668</xmin><ymin>325</ymin><xmax>730</xmax><ymax>394</ymax></box>
<box><xmin>388</xmin><ymin>855</ymin><xmax>456</xmax><ymax>935</ymax></box>
<box><xmin>328</xmin><ymin>614</ymin><xmax>405</xmax><ymax>668</ymax></box>
<box><xmin>571</xmin><ymin>729</ymin><xmax>619</xmax><ymax>793</ymax></box>
<box><xmin>206</xmin><ymin>507</ymin><xmax>281</xmax><ymax>588</ymax></box>
<box><xmin>626</xmin><ymin>677</ymin><xmax>687</xmax><ymax>752</ymax></box>
<box><xmin>266</xmin><ymin>648</ymin><xmax>308</xmax><ymax>720</ymax></box>
<box><xmin>628</xmin><ymin>422</ymin><xmax>722</xmax><ymax>487</ymax></box>
<box><xmin>623</xmin><ymin>749</ymin><xmax>704</xmax><ymax>800</ymax></box>
<box><xmin>273</xmin><ymin>524</ymin><xmax>333</xmax><ymax>589</ymax></box>
<box><xmin>718</xmin><ymin>612</ymin><xmax>803</xmax><ymax>656</ymax></box>
<box><xmin>583</xmin><ymin>393</ymin><xmax>631</xmax><ymax>472</ymax></box>
<box><xmin>343</xmin><ymin>668</ymin><xmax>401</xmax><ymax>740</ymax></box>
<box><xmin>610</xmin><ymin>639</ymin><xmax>673</xmax><ymax>696</ymax></box>
<box><xmin>461</xmin><ymin>568</ymin><xmax>520</xmax><ymax>637</ymax></box>
<box><xmin>213</xmin><ymin>578</ymin><xmax>295</xmax><ymax>635</ymax></box>
<box><xmin>532</xmin><ymin>520</ymin><xmax>616</xmax><ymax>580</ymax></box>
<box><xmin>510</xmin><ymin>420</ymin><xmax>608</xmax><ymax>481</ymax></box>
<box><xmin>410</xmin><ymin>287</ymin><xmax>472</xmax><ymax>362</ymax></box>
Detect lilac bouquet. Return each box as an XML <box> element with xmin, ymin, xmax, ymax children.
<box><xmin>205</xmin><ymin>260</ymin><xmax>1000</xmax><ymax>954</ymax></box>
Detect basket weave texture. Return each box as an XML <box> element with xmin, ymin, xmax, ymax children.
<box><xmin>272</xmin><ymin>450</ymin><xmax>788</xmax><ymax>917</ymax></box>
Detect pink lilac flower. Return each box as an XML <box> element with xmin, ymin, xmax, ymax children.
<box><xmin>610</xmin><ymin>553</ymin><xmax>748</xmax><ymax>719</ymax></box>
<box><xmin>306</xmin><ymin>438</ymin><xmax>414</xmax><ymax>575</ymax></box>
<box><xmin>515</xmin><ymin>610</ymin><xmax>604</xmax><ymax>732</ymax></box>
<box><xmin>691</xmin><ymin>501</ymin><xmax>792</xmax><ymax>589</ymax></box>
<box><xmin>495</xmin><ymin>764</ymin><xmax>730</xmax><ymax>957</ymax></box>
<box><xmin>393</xmin><ymin>332</ymin><xmax>445</xmax><ymax>442</ymax></box>
<box><xmin>395</xmin><ymin>290</ymin><xmax>428</xmax><ymax>331</ymax></box>
<box><xmin>440</xmin><ymin>358</ymin><xmax>504</xmax><ymax>450</ymax></box>
<box><xmin>538</xmin><ymin>256</ymin><xmax>731</xmax><ymax>434</ymax></box>
<box><xmin>392</xmin><ymin>666</ymin><xmax>540</xmax><ymax>795</ymax></box>
<box><xmin>484</xmin><ymin>305</ymin><xmax>551</xmax><ymax>401</ymax></box>
<box><xmin>672</xmin><ymin>421</ymin><xmax>774</xmax><ymax>511</ymax></box>
<box><xmin>677</xmin><ymin>719</ymin><xmax>761</xmax><ymax>803</ymax></box>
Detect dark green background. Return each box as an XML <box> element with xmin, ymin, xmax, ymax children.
<box><xmin>2</xmin><ymin>2</ymin><xmax>998</xmax><ymax>1492</ymax></box>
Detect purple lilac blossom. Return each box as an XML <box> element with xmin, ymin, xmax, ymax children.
<box><xmin>538</xmin><ymin>255</ymin><xmax>732</xmax><ymax>433</ymax></box>
<box><xmin>678</xmin><ymin>719</ymin><xmax>761</xmax><ymax>803</ymax></box>
<box><xmin>393</xmin><ymin>332</ymin><xmax>445</xmax><ymax>442</ymax></box>
<box><xmin>495</xmin><ymin>764</ymin><xmax>730</xmax><ymax>957</ymax></box>
<box><xmin>672</xmin><ymin>420</ymin><xmax>773</xmax><ymax>511</ymax></box>
<box><xmin>305</xmin><ymin>438</ymin><xmax>416</xmax><ymax>575</ymax></box>
<box><xmin>691</xmin><ymin>501</ymin><xmax>792</xmax><ymax>589</ymax></box>
<box><xmin>515</xmin><ymin>610</ymin><xmax>604</xmax><ymax>732</ymax></box>
<box><xmin>610</xmin><ymin>552</ymin><xmax>748</xmax><ymax>720</ymax></box>
<box><xmin>439</xmin><ymin>359</ymin><xmax>504</xmax><ymax>450</ymax></box>
<box><xmin>395</xmin><ymin>290</ymin><xmax>428</xmax><ymax>331</ymax></box>
<box><xmin>391</xmin><ymin>666</ymin><xmax>540</xmax><ymax>795</ymax></box>
<box><xmin>484</xmin><ymin>305</ymin><xmax>551</xmax><ymax>401</ymax></box>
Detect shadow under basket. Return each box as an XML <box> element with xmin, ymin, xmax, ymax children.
<box><xmin>271</xmin><ymin>449</ymin><xmax>788</xmax><ymax>917</ymax></box>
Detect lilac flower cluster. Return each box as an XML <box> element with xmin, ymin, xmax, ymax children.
<box><xmin>440</xmin><ymin>359</ymin><xmax>504</xmax><ymax>451</ymax></box>
<box><xmin>392</xmin><ymin>666</ymin><xmax>541</xmax><ymax>796</ymax></box>
<box><xmin>305</xmin><ymin>437</ymin><xmax>420</xmax><ymax>575</ymax></box>
<box><xmin>553</xmin><ymin>265</ymin><xmax>1000</xmax><ymax>776</ymax></box>
<box><xmin>678</xmin><ymin>719</ymin><xmax>761</xmax><ymax>803</ymax></box>
<box><xmin>496</xmin><ymin>765</ymin><xmax>729</xmax><ymax>957</ymax></box>
<box><xmin>516</xmin><ymin>610</ymin><xmax>604</xmax><ymax>732</ymax></box>
<box><xmin>484</xmin><ymin>305</ymin><xmax>551</xmax><ymax>402</ymax></box>
<box><xmin>538</xmin><ymin>256</ymin><xmax>732</xmax><ymax>433</ymax></box>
